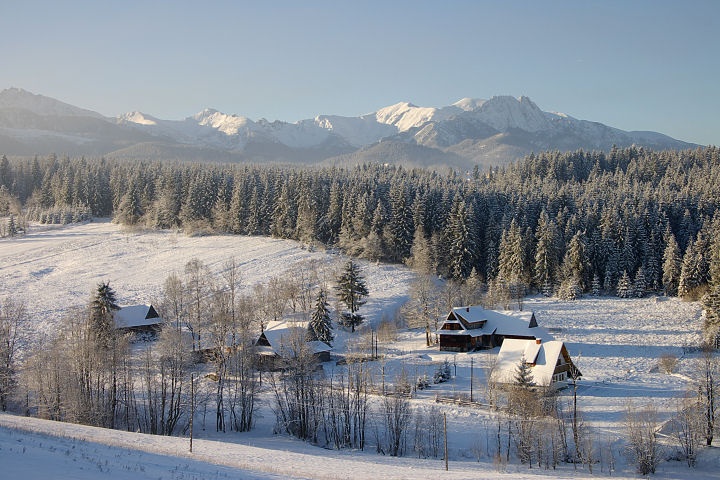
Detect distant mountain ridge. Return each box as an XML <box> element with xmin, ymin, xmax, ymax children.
<box><xmin>0</xmin><ymin>87</ymin><xmax>697</xmax><ymax>169</ymax></box>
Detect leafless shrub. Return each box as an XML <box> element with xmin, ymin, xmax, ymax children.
<box><xmin>658</xmin><ymin>353</ymin><xmax>679</xmax><ymax>374</ymax></box>
<box><xmin>624</xmin><ymin>401</ymin><xmax>661</xmax><ymax>475</ymax></box>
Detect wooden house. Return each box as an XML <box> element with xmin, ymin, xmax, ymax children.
<box><xmin>254</xmin><ymin>319</ymin><xmax>332</xmax><ymax>370</ymax></box>
<box><xmin>491</xmin><ymin>338</ymin><xmax>581</xmax><ymax>388</ymax></box>
<box><xmin>113</xmin><ymin>304</ymin><xmax>164</xmax><ymax>334</ymax></box>
<box><xmin>437</xmin><ymin>305</ymin><xmax>550</xmax><ymax>352</ymax></box>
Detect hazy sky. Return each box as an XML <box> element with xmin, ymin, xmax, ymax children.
<box><xmin>2</xmin><ymin>0</ymin><xmax>718</xmax><ymax>145</ymax></box>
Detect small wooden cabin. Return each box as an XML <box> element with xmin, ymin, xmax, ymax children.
<box><xmin>254</xmin><ymin>320</ymin><xmax>332</xmax><ymax>370</ymax></box>
<box><xmin>113</xmin><ymin>305</ymin><xmax>164</xmax><ymax>334</ymax></box>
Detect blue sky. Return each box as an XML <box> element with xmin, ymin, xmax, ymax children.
<box><xmin>1</xmin><ymin>0</ymin><xmax>718</xmax><ymax>145</ymax></box>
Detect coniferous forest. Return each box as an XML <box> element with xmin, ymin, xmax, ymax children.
<box><xmin>1</xmin><ymin>146</ymin><xmax>720</xmax><ymax>336</ymax></box>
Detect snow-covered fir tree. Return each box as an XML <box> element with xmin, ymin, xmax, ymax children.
<box><xmin>335</xmin><ymin>260</ymin><xmax>369</xmax><ymax>333</ymax></box>
<box><xmin>591</xmin><ymin>273</ymin><xmax>602</xmax><ymax>296</ymax></box>
<box><xmin>514</xmin><ymin>355</ymin><xmax>535</xmax><ymax>388</ymax></box>
<box><xmin>617</xmin><ymin>270</ymin><xmax>633</xmax><ymax>298</ymax></box>
<box><xmin>634</xmin><ymin>266</ymin><xmax>647</xmax><ymax>298</ymax></box>
<box><xmin>309</xmin><ymin>289</ymin><xmax>333</xmax><ymax>344</ymax></box>
<box><xmin>662</xmin><ymin>229</ymin><xmax>682</xmax><ymax>296</ymax></box>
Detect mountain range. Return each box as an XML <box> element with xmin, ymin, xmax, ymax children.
<box><xmin>0</xmin><ymin>87</ymin><xmax>696</xmax><ymax>170</ymax></box>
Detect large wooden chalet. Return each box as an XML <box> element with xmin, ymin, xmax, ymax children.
<box><xmin>438</xmin><ymin>305</ymin><xmax>550</xmax><ymax>352</ymax></box>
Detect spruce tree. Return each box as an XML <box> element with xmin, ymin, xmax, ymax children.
<box><xmin>90</xmin><ymin>281</ymin><xmax>120</xmax><ymax>347</ymax></box>
<box><xmin>310</xmin><ymin>289</ymin><xmax>333</xmax><ymax>344</ymax></box>
<box><xmin>498</xmin><ymin>219</ymin><xmax>525</xmax><ymax>284</ymax></box>
<box><xmin>617</xmin><ymin>271</ymin><xmax>633</xmax><ymax>298</ymax></box>
<box><xmin>678</xmin><ymin>239</ymin><xmax>700</xmax><ymax>298</ymax></box>
<box><xmin>591</xmin><ymin>274</ymin><xmax>601</xmax><ymax>296</ymax></box>
<box><xmin>446</xmin><ymin>197</ymin><xmax>475</xmax><ymax>280</ymax></box>
<box><xmin>634</xmin><ymin>266</ymin><xmax>647</xmax><ymax>298</ymax></box>
<box><xmin>662</xmin><ymin>230</ymin><xmax>682</xmax><ymax>296</ymax></box>
<box><xmin>534</xmin><ymin>210</ymin><xmax>559</xmax><ymax>296</ymax></box>
<box><xmin>514</xmin><ymin>355</ymin><xmax>535</xmax><ymax>388</ymax></box>
<box><xmin>7</xmin><ymin>215</ymin><xmax>16</xmax><ymax>237</ymax></box>
<box><xmin>336</xmin><ymin>260</ymin><xmax>369</xmax><ymax>332</ymax></box>
<box><xmin>561</xmin><ymin>231</ymin><xmax>589</xmax><ymax>292</ymax></box>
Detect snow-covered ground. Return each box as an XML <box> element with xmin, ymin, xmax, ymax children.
<box><xmin>1</xmin><ymin>220</ymin><xmax>719</xmax><ymax>478</ymax></box>
<box><xmin>0</xmin><ymin>219</ymin><xmax>414</xmax><ymax>349</ymax></box>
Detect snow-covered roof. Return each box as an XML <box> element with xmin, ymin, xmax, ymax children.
<box><xmin>439</xmin><ymin>305</ymin><xmax>551</xmax><ymax>340</ymax></box>
<box><xmin>113</xmin><ymin>305</ymin><xmax>163</xmax><ymax>329</ymax></box>
<box><xmin>492</xmin><ymin>339</ymin><xmax>568</xmax><ymax>387</ymax></box>
<box><xmin>259</xmin><ymin>320</ymin><xmax>331</xmax><ymax>356</ymax></box>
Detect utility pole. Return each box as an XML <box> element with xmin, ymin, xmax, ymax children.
<box><xmin>444</xmin><ymin>412</ymin><xmax>448</xmax><ymax>471</ymax></box>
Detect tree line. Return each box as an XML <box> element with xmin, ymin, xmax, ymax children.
<box><xmin>1</xmin><ymin>146</ymin><xmax>720</xmax><ymax>335</ymax></box>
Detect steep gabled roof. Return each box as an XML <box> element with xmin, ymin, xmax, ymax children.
<box><xmin>113</xmin><ymin>305</ymin><xmax>163</xmax><ymax>329</ymax></box>
<box><xmin>257</xmin><ymin>320</ymin><xmax>331</xmax><ymax>356</ymax></box>
<box><xmin>492</xmin><ymin>339</ymin><xmax>575</xmax><ymax>387</ymax></box>
<box><xmin>439</xmin><ymin>305</ymin><xmax>550</xmax><ymax>340</ymax></box>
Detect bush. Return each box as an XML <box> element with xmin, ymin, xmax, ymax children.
<box><xmin>658</xmin><ymin>353</ymin><xmax>678</xmax><ymax>374</ymax></box>
<box><xmin>433</xmin><ymin>360</ymin><xmax>451</xmax><ymax>384</ymax></box>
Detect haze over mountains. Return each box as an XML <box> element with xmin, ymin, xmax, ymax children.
<box><xmin>0</xmin><ymin>87</ymin><xmax>696</xmax><ymax>170</ymax></box>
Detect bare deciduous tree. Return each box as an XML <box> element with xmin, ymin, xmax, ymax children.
<box><xmin>0</xmin><ymin>297</ymin><xmax>24</xmax><ymax>411</ymax></box>
<box><xmin>674</xmin><ymin>393</ymin><xmax>704</xmax><ymax>467</ymax></box>
<box><xmin>624</xmin><ymin>401</ymin><xmax>661</xmax><ymax>475</ymax></box>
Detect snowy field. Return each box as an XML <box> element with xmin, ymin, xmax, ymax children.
<box><xmin>0</xmin><ymin>219</ymin><xmax>415</xmax><ymax>350</ymax></box>
<box><xmin>1</xmin><ymin>220</ymin><xmax>720</xmax><ymax>478</ymax></box>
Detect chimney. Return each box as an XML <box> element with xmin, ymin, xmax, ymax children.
<box><xmin>535</xmin><ymin>338</ymin><xmax>542</xmax><ymax>345</ymax></box>
<box><xmin>466</xmin><ymin>307</ymin><xmax>470</xmax><ymax>313</ymax></box>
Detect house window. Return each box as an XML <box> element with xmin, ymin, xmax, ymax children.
<box><xmin>552</xmin><ymin>372</ymin><xmax>566</xmax><ymax>383</ymax></box>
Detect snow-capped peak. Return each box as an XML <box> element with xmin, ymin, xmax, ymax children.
<box><xmin>191</xmin><ymin>109</ymin><xmax>254</xmax><ymax>136</ymax></box>
<box><xmin>473</xmin><ymin>95</ymin><xmax>551</xmax><ymax>133</ymax></box>
<box><xmin>375</xmin><ymin>101</ymin><xmax>452</xmax><ymax>132</ymax></box>
<box><xmin>118</xmin><ymin>111</ymin><xmax>158</xmax><ymax>126</ymax></box>
<box><xmin>452</xmin><ymin>97</ymin><xmax>486</xmax><ymax>111</ymax></box>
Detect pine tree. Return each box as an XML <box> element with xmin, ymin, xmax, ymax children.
<box><xmin>591</xmin><ymin>274</ymin><xmax>601</xmax><ymax>296</ymax></box>
<box><xmin>310</xmin><ymin>289</ymin><xmax>333</xmax><ymax>344</ymax></box>
<box><xmin>678</xmin><ymin>239</ymin><xmax>700</xmax><ymax>298</ymax></box>
<box><xmin>603</xmin><ymin>268</ymin><xmax>615</xmax><ymax>295</ymax></box>
<box><xmin>561</xmin><ymin>231</ymin><xmax>589</xmax><ymax>292</ymax></box>
<box><xmin>407</xmin><ymin>225</ymin><xmax>434</xmax><ymax>275</ymax></box>
<box><xmin>702</xmin><ymin>216</ymin><xmax>720</xmax><ymax>342</ymax></box>
<box><xmin>534</xmin><ymin>210</ymin><xmax>559</xmax><ymax>295</ymax></box>
<box><xmin>89</xmin><ymin>281</ymin><xmax>120</xmax><ymax>347</ymax></box>
<box><xmin>336</xmin><ymin>260</ymin><xmax>369</xmax><ymax>332</ymax></box>
<box><xmin>703</xmin><ymin>285</ymin><xmax>720</xmax><ymax>343</ymax></box>
<box><xmin>446</xmin><ymin>197</ymin><xmax>475</xmax><ymax>280</ymax></box>
<box><xmin>662</xmin><ymin>230</ymin><xmax>682</xmax><ymax>296</ymax></box>
<box><xmin>634</xmin><ymin>266</ymin><xmax>647</xmax><ymax>298</ymax></box>
<box><xmin>386</xmin><ymin>181</ymin><xmax>414</xmax><ymax>262</ymax></box>
<box><xmin>498</xmin><ymin>219</ymin><xmax>525</xmax><ymax>284</ymax></box>
<box><xmin>617</xmin><ymin>271</ymin><xmax>633</xmax><ymax>298</ymax></box>
<box><xmin>7</xmin><ymin>214</ymin><xmax>17</xmax><ymax>237</ymax></box>
<box><xmin>514</xmin><ymin>355</ymin><xmax>535</xmax><ymax>388</ymax></box>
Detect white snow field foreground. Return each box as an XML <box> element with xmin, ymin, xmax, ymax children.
<box><xmin>2</xmin><ymin>220</ymin><xmax>720</xmax><ymax>478</ymax></box>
